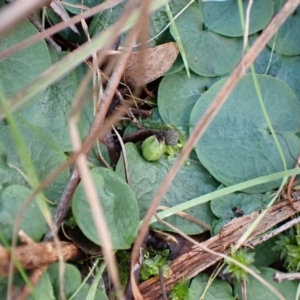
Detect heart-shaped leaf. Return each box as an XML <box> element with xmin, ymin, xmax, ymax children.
<box><xmin>72</xmin><ymin>168</ymin><xmax>139</xmax><ymax>249</ymax></box>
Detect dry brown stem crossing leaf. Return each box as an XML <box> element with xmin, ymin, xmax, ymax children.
<box><xmin>138</xmin><ymin>199</ymin><xmax>300</xmax><ymax>299</ymax></box>
<box><xmin>0</xmin><ymin>242</ymin><xmax>83</xmax><ymax>276</ymax></box>
<box><xmin>50</xmin><ymin>0</ymin><xmax>79</xmax><ymax>34</ymax></box>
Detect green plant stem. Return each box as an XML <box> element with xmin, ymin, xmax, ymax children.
<box><xmin>86</xmin><ymin>261</ymin><xmax>107</xmax><ymax>300</ymax></box>
<box><xmin>68</xmin><ymin>258</ymin><xmax>102</xmax><ymax>300</ymax></box>
<box><xmin>151</xmin><ymin>167</ymin><xmax>299</xmax><ymax>224</ymax></box>
<box><xmin>250</xmin><ymin>66</ymin><xmax>288</xmax><ymax>174</ymax></box>
<box><xmin>237</xmin><ymin>0</ymin><xmax>245</xmax><ymax>30</ymax></box>
<box><xmin>165</xmin><ymin>3</ymin><xmax>190</xmax><ymax>78</ymax></box>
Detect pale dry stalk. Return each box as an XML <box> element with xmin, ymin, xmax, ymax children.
<box><xmin>67</xmin><ymin>1</ymin><xmax>147</xmax><ymax>298</ymax></box>
<box><xmin>0</xmin><ymin>0</ymin><xmax>124</xmax><ymax>60</ymax></box>
<box><xmin>0</xmin><ymin>0</ymin><xmax>50</xmax><ymax>36</ymax></box>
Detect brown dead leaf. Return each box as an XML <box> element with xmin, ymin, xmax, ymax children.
<box><xmin>105</xmin><ymin>42</ymin><xmax>179</xmax><ymax>87</ymax></box>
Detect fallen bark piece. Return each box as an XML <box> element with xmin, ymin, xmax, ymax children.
<box><xmin>139</xmin><ymin>200</ymin><xmax>300</xmax><ymax>299</ymax></box>
<box><xmin>105</xmin><ymin>42</ymin><xmax>179</xmax><ymax>87</ymax></box>
<box><xmin>0</xmin><ymin>241</ymin><xmax>84</xmax><ymax>275</ymax></box>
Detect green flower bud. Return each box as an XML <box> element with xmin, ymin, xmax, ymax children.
<box><xmin>141</xmin><ymin>134</ymin><xmax>165</xmax><ymax>162</ymax></box>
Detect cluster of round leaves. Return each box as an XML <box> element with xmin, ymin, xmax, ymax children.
<box><xmin>1</xmin><ymin>3</ymin><xmax>300</xmax><ymax>295</ymax></box>
<box><xmin>158</xmin><ymin>0</ymin><xmax>300</xmax><ymax>194</ymax></box>
<box><xmin>115</xmin><ymin>1</ymin><xmax>300</xmax><ymax>241</ymax></box>
<box><xmin>153</xmin><ymin>3</ymin><xmax>300</xmax><ymax>296</ymax></box>
<box><xmin>0</xmin><ymin>1</ymin><xmax>300</xmax><ymax>299</ymax></box>
<box><xmin>171</xmin><ymin>1</ymin><xmax>275</xmax><ymax>77</ymax></box>
<box><xmin>1</xmin><ymin>0</ymin><xmax>299</xmax><ymax>252</ymax></box>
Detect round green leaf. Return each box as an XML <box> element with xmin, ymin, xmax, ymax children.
<box><xmin>200</xmin><ymin>0</ymin><xmax>274</xmax><ymax>37</ymax></box>
<box><xmin>0</xmin><ymin>121</ymin><xmax>70</xmax><ymax>202</ymax></box>
<box><xmin>211</xmin><ymin>191</ymin><xmax>267</xmax><ymax>220</ymax></box>
<box><xmin>171</xmin><ymin>7</ymin><xmax>243</xmax><ymax>77</ymax></box>
<box><xmin>234</xmin><ymin>267</ymin><xmax>297</xmax><ymax>300</ymax></box>
<box><xmin>267</xmin><ymin>1</ymin><xmax>300</xmax><ymax>56</ymax></box>
<box><xmin>0</xmin><ymin>185</ymin><xmax>46</xmax><ymax>242</ymax></box>
<box><xmin>19</xmin><ymin>52</ymin><xmax>94</xmax><ymax>151</ymax></box>
<box><xmin>47</xmin><ymin>263</ymin><xmax>81</xmax><ymax>299</ymax></box>
<box><xmin>188</xmin><ymin>273</ymin><xmax>234</xmax><ymax>300</ymax></box>
<box><xmin>0</xmin><ymin>18</ymin><xmax>51</xmax><ymax>109</ymax></box>
<box><xmin>72</xmin><ymin>169</ymin><xmax>139</xmax><ymax>249</ymax></box>
<box><xmin>116</xmin><ymin>143</ymin><xmax>219</xmax><ymax>235</ymax></box>
<box><xmin>190</xmin><ymin>74</ymin><xmax>300</xmax><ymax>193</ymax></box>
<box><xmin>268</xmin><ymin>55</ymin><xmax>300</xmax><ymax>103</ymax></box>
<box><xmin>158</xmin><ymin>70</ymin><xmax>212</xmax><ymax>135</ymax></box>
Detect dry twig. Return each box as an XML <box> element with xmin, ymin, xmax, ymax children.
<box><xmin>0</xmin><ymin>0</ymin><xmax>50</xmax><ymax>36</ymax></box>
<box><xmin>274</xmin><ymin>271</ymin><xmax>300</xmax><ymax>283</ymax></box>
<box><xmin>0</xmin><ymin>242</ymin><xmax>83</xmax><ymax>276</ymax></box>
<box><xmin>0</xmin><ymin>0</ymin><xmax>124</xmax><ymax>60</ymax></box>
<box><xmin>138</xmin><ymin>199</ymin><xmax>300</xmax><ymax>299</ymax></box>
